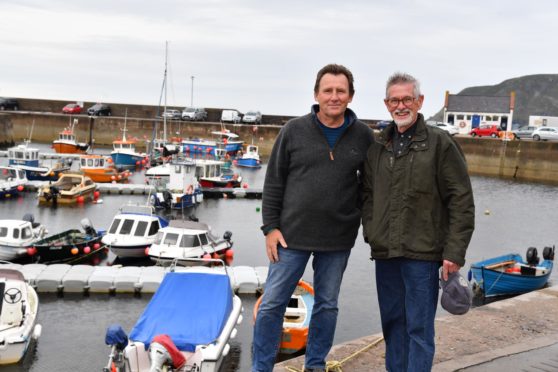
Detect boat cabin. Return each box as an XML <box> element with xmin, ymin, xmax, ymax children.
<box><xmin>7</xmin><ymin>144</ymin><xmax>40</xmax><ymax>168</ymax></box>
<box><xmin>107</xmin><ymin>205</ymin><xmax>166</xmax><ymax>239</ymax></box>
<box><xmin>195</xmin><ymin>160</ymin><xmax>225</xmax><ymax>179</ymax></box>
<box><xmin>0</xmin><ymin>220</ymin><xmax>35</xmax><ymax>246</ymax></box>
<box><xmin>113</xmin><ymin>140</ymin><xmax>137</xmax><ymax>152</ymax></box>
<box><xmin>154</xmin><ymin>221</ymin><xmax>213</xmax><ymax>251</ymax></box>
<box><xmin>80</xmin><ymin>155</ymin><xmax>107</xmax><ymax>170</ymax></box>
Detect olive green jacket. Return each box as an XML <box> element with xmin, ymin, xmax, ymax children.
<box><xmin>362</xmin><ymin>114</ymin><xmax>475</xmax><ymax>266</ymax></box>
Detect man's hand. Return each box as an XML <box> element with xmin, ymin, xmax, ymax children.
<box><xmin>442</xmin><ymin>259</ymin><xmax>461</xmax><ymax>281</ymax></box>
<box><xmin>265</xmin><ymin>229</ymin><xmax>287</xmax><ymax>263</ymax></box>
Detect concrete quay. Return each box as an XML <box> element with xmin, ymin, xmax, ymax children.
<box><xmin>274</xmin><ymin>285</ymin><xmax>558</xmax><ymax>371</ymax></box>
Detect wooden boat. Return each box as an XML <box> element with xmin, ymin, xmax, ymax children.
<box><xmin>37</xmin><ymin>173</ymin><xmax>97</xmax><ymax>205</ymax></box>
<box><xmin>147</xmin><ymin>220</ymin><xmax>233</xmax><ymax>265</ymax></box>
<box><xmin>0</xmin><ymin>269</ymin><xmax>41</xmax><ymax>364</ymax></box>
<box><xmin>79</xmin><ymin>154</ymin><xmax>130</xmax><ymax>183</ymax></box>
<box><xmin>253</xmin><ymin>280</ymin><xmax>315</xmax><ymax>354</ymax></box>
<box><xmin>104</xmin><ymin>267</ymin><xmax>242</xmax><ymax>372</ymax></box>
<box><xmin>52</xmin><ymin>118</ymin><xmax>89</xmax><ymax>154</ymax></box>
<box><xmin>469</xmin><ymin>246</ymin><xmax>555</xmax><ymax>297</ymax></box>
<box><xmin>27</xmin><ymin>218</ymin><xmax>106</xmax><ymax>264</ymax></box>
<box><xmin>0</xmin><ymin>166</ymin><xmax>28</xmax><ymax>199</ymax></box>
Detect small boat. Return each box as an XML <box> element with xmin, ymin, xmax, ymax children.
<box><xmin>37</xmin><ymin>173</ymin><xmax>97</xmax><ymax>205</ymax></box>
<box><xmin>253</xmin><ymin>280</ymin><xmax>314</xmax><ymax>354</ymax></box>
<box><xmin>79</xmin><ymin>154</ymin><xmax>130</xmax><ymax>183</ymax></box>
<box><xmin>469</xmin><ymin>246</ymin><xmax>555</xmax><ymax>297</ymax></box>
<box><xmin>7</xmin><ymin>141</ymin><xmax>70</xmax><ymax>181</ymax></box>
<box><xmin>52</xmin><ymin>118</ymin><xmax>89</xmax><ymax>154</ymax></box>
<box><xmin>196</xmin><ymin>159</ymin><xmax>242</xmax><ymax>188</ymax></box>
<box><xmin>0</xmin><ymin>215</ymin><xmax>48</xmax><ymax>261</ymax></box>
<box><xmin>0</xmin><ymin>166</ymin><xmax>28</xmax><ymax>199</ymax></box>
<box><xmin>149</xmin><ymin>159</ymin><xmax>203</xmax><ymax>210</ymax></box>
<box><xmin>234</xmin><ymin>144</ymin><xmax>261</xmax><ymax>168</ymax></box>
<box><xmin>111</xmin><ymin>118</ymin><xmax>147</xmax><ymax>170</ymax></box>
<box><xmin>102</xmin><ymin>203</ymin><xmax>169</xmax><ymax>258</ymax></box>
<box><xmin>147</xmin><ymin>220</ymin><xmax>233</xmax><ymax>265</ymax></box>
<box><xmin>182</xmin><ymin>129</ymin><xmax>244</xmax><ymax>156</ymax></box>
<box><xmin>0</xmin><ymin>269</ymin><xmax>42</xmax><ymax>365</ymax></box>
<box><xmin>27</xmin><ymin>218</ymin><xmax>106</xmax><ymax>265</ymax></box>
<box><xmin>103</xmin><ymin>266</ymin><xmax>243</xmax><ymax>372</ymax></box>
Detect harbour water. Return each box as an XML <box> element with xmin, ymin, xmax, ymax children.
<box><xmin>0</xmin><ymin>149</ymin><xmax>557</xmax><ymax>371</ymax></box>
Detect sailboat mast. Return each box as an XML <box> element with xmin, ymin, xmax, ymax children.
<box><xmin>163</xmin><ymin>41</ymin><xmax>168</xmax><ymax>143</ymax></box>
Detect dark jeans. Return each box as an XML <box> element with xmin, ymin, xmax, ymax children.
<box><xmin>375</xmin><ymin>257</ymin><xmax>440</xmax><ymax>372</ymax></box>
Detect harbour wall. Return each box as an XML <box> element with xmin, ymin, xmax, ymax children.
<box><xmin>2</xmin><ymin>111</ymin><xmax>558</xmax><ymax>185</ymax></box>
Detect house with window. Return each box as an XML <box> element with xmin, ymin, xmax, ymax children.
<box><xmin>442</xmin><ymin>91</ymin><xmax>515</xmax><ymax>134</ymax></box>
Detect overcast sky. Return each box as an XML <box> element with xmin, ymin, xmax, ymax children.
<box><xmin>1</xmin><ymin>1</ymin><xmax>556</xmax><ymax>120</ymax></box>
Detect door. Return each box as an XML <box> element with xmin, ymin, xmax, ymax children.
<box><xmin>472</xmin><ymin>115</ymin><xmax>481</xmax><ymax>129</ymax></box>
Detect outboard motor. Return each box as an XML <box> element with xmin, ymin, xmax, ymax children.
<box><xmin>104</xmin><ymin>324</ymin><xmax>128</xmax><ymax>372</ymax></box>
<box><xmin>526</xmin><ymin>247</ymin><xmax>539</xmax><ymax>266</ymax></box>
<box><xmin>162</xmin><ymin>190</ymin><xmax>173</xmax><ymax>209</ymax></box>
<box><xmin>223</xmin><ymin>231</ymin><xmax>233</xmax><ymax>241</ymax></box>
<box><xmin>22</xmin><ymin>213</ymin><xmax>41</xmax><ymax>228</ymax></box>
<box><xmin>148</xmin><ymin>334</ymin><xmax>185</xmax><ymax>372</ymax></box>
<box><xmin>81</xmin><ymin>218</ymin><xmax>97</xmax><ymax>237</ymax></box>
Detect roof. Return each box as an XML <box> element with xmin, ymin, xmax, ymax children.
<box><xmin>447</xmin><ymin>95</ymin><xmax>511</xmax><ymax>114</ymax></box>
<box><xmin>168</xmin><ymin>220</ymin><xmax>210</xmax><ymax>232</ymax></box>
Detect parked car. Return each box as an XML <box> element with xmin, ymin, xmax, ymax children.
<box><xmin>242</xmin><ymin>110</ymin><xmax>262</xmax><ymax>124</ymax></box>
<box><xmin>0</xmin><ymin>97</ymin><xmax>19</xmax><ymax>110</ymax></box>
<box><xmin>181</xmin><ymin>107</ymin><xmax>207</xmax><ymax>121</ymax></box>
<box><xmin>375</xmin><ymin>120</ymin><xmax>391</xmax><ymax>130</ymax></box>
<box><xmin>162</xmin><ymin>109</ymin><xmax>182</xmax><ymax>120</ymax></box>
<box><xmin>512</xmin><ymin>126</ymin><xmax>537</xmax><ymax>140</ymax></box>
<box><xmin>87</xmin><ymin>103</ymin><xmax>111</xmax><ymax>116</ymax></box>
<box><xmin>532</xmin><ymin>127</ymin><xmax>558</xmax><ymax>141</ymax></box>
<box><xmin>62</xmin><ymin>103</ymin><xmax>82</xmax><ymax>114</ymax></box>
<box><xmin>429</xmin><ymin>122</ymin><xmax>459</xmax><ymax>136</ymax></box>
<box><xmin>221</xmin><ymin>109</ymin><xmax>242</xmax><ymax>123</ymax></box>
<box><xmin>470</xmin><ymin>124</ymin><xmax>500</xmax><ymax>138</ymax></box>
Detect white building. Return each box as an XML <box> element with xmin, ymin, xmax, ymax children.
<box><xmin>443</xmin><ymin>91</ymin><xmax>515</xmax><ymax>134</ymax></box>
<box><xmin>529</xmin><ymin>115</ymin><xmax>558</xmax><ymax>128</ymax></box>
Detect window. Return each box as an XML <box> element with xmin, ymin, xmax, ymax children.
<box><xmin>22</xmin><ymin>227</ymin><xmax>32</xmax><ymax>239</ymax></box>
<box><xmin>199</xmin><ymin>234</ymin><xmax>209</xmax><ymax>245</ymax></box>
<box><xmin>466</xmin><ymin>115</ymin><xmax>471</xmax><ymax>120</ymax></box>
<box><xmin>134</xmin><ymin>221</ymin><xmax>148</xmax><ymax>237</ymax></box>
<box><xmin>148</xmin><ymin>221</ymin><xmax>160</xmax><ymax>236</ymax></box>
<box><xmin>163</xmin><ymin>233</ymin><xmax>179</xmax><ymax>245</ymax></box>
<box><xmin>180</xmin><ymin>234</ymin><xmax>200</xmax><ymax>247</ymax></box>
<box><xmin>492</xmin><ymin>115</ymin><xmax>499</xmax><ymax>121</ymax></box>
<box><xmin>456</xmin><ymin>115</ymin><xmax>464</xmax><ymax>120</ymax></box>
<box><xmin>155</xmin><ymin>231</ymin><xmax>164</xmax><ymax>244</ymax></box>
<box><xmin>13</xmin><ymin>228</ymin><xmax>20</xmax><ymax>239</ymax></box>
<box><xmin>109</xmin><ymin>219</ymin><xmax>121</xmax><ymax>234</ymax></box>
<box><xmin>119</xmin><ymin>219</ymin><xmax>135</xmax><ymax>235</ymax></box>
<box><xmin>0</xmin><ymin>227</ymin><xmax>7</xmax><ymax>237</ymax></box>
<box><xmin>485</xmin><ymin>116</ymin><xmax>492</xmax><ymax>121</ymax></box>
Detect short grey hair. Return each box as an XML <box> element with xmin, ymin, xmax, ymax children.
<box><xmin>385</xmin><ymin>72</ymin><xmax>421</xmax><ymax>98</ymax></box>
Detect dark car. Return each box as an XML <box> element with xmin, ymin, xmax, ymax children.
<box><xmin>0</xmin><ymin>97</ymin><xmax>19</xmax><ymax>110</ymax></box>
<box><xmin>87</xmin><ymin>103</ymin><xmax>111</xmax><ymax>116</ymax></box>
<box><xmin>62</xmin><ymin>103</ymin><xmax>82</xmax><ymax>114</ymax></box>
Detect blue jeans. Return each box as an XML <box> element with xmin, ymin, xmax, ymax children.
<box><xmin>252</xmin><ymin>246</ymin><xmax>351</xmax><ymax>372</ymax></box>
<box><xmin>375</xmin><ymin>258</ymin><xmax>440</xmax><ymax>372</ymax></box>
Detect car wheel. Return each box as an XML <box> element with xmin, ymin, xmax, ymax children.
<box><xmin>13</xmin><ymin>105</ymin><xmax>18</xmax><ymax>111</ymax></box>
<box><xmin>471</xmin><ymin>133</ymin><xmax>477</xmax><ymax>137</ymax></box>
<box><xmin>0</xmin><ymin>106</ymin><xmax>4</xmax><ymax>111</ymax></box>
<box><xmin>533</xmin><ymin>135</ymin><xmax>540</xmax><ymax>141</ymax></box>
<box><xmin>491</xmin><ymin>133</ymin><xmax>497</xmax><ymax>138</ymax></box>
<box><xmin>108</xmin><ymin>111</ymin><xmax>111</xmax><ymax>116</ymax></box>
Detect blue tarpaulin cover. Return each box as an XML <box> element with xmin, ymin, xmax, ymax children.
<box><xmin>129</xmin><ymin>272</ymin><xmax>233</xmax><ymax>352</ymax></box>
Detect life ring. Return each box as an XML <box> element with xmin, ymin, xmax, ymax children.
<box><xmin>185</xmin><ymin>185</ymin><xmax>194</xmax><ymax>194</ymax></box>
<box><xmin>459</xmin><ymin>121</ymin><xmax>466</xmax><ymax>128</ymax></box>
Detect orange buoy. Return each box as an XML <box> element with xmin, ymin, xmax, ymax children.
<box><xmin>71</xmin><ymin>247</ymin><xmax>79</xmax><ymax>255</ymax></box>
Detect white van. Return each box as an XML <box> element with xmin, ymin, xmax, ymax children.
<box><xmin>221</xmin><ymin>110</ymin><xmax>242</xmax><ymax>123</ymax></box>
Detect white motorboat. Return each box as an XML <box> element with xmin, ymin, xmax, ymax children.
<box><xmin>104</xmin><ymin>265</ymin><xmax>243</xmax><ymax>372</ymax></box>
<box><xmin>148</xmin><ymin>159</ymin><xmax>204</xmax><ymax>210</ymax></box>
<box><xmin>0</xmin><ymin>166</ymin><xmax>28</xmax><ymax>199</ymax></box>
<box><xmin>0</xmin><ymin>215</ymin><xmax>48</xmax><ymax>261</ymax></box>
<box><xmin>148</xmin><ymin>220</ymin><xmax>233</xmax><ymax>266</ymax></box>
<box><xmin>0</xmin><ymin>269</ymin><xmax>42</xmax><ymax>364</ymax></box>
<box><xmin>102</xmin><ymin>204</ymin><xmax>169</xmax><ymax>258</ymax></box>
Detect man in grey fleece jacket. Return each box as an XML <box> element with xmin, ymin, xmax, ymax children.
<box><xmin>252</xmin><ymin>64</ymin><xmax>374</xmax><ymax>372</ymax></box>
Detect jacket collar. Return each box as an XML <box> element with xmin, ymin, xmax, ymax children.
<box><xmin>311</xmin><ymin>104</ymin><xmax>357</xmax><ymax>128</ymax></box>
<box><xmin>377</xmin><ymin>113</ymin><xmax>427</xmax><ymax>146</ymax></box>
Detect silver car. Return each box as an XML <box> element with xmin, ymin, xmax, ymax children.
<box><xmin>428</xmin><ymin>122</ymin><xmax>459</xmax><ymax>136</ymax></box>
<box><xmin>242</xmin><ymin>110</ymin><xmax>262</xmax><ymax>124</ymax></box>
<box><xmin>512</xmin><ymin>126</ymin><xmax>536</xmax><ymax>140</ymax></box>
<box><xmin>532</xmin><ymin>127</ymin><xmax>558</xmax><ymax>141</ymax></box>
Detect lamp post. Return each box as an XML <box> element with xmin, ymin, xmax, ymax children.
<box><xmin>190</xmin><ymin>76</ymin><xmax>195</xmax><ymax>107</ymax></box>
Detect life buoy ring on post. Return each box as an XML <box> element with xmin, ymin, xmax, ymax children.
<box><xmin>459</xmin><ymin>121</ymin><xmax>466</xmax><ymax>129</ymax></box>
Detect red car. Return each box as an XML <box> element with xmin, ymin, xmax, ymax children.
<box><xmin>62</xmin><ymin>103</ymin><xmax>82</xmax><ymax>114</ymax></box>
<box><xmin>470</xmin><ymin>124</ymin><xmax>500</xmax><ymax>138</ymax></box>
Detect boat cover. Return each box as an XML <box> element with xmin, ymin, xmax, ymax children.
<box><xmin>129</xmin><ymin>272</ymin><xmax>233</xmax><ymax>352</ymax></box>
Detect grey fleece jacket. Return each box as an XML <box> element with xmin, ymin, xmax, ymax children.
<box><xmin>262</xmin><ymin>105</ymin><xmax>374</xmax><ymax>251</ymax></box>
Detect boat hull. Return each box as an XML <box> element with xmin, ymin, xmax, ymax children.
<box><xmin>111</xmin><ymin>152</ymin><xmax>145</xmax><ymax>169</ymax></box>
<box><xmin>82</xmin><ymin>169</ymin><xmax>129</xmax><ymax>183</ymax></box>
<box><xmin>52</xmin><ymin>142</ymin><xmax>88</xmax><ymax>154</ymax></box>
<box><xmin>31</xmin><ymin>229</ymin><xmax>106</xmax><ymax>264</ymax></box>
<box><xmin>235</xmin><ymin>158</ymin><xmax>261</xmax><ymax>168</ymax></box>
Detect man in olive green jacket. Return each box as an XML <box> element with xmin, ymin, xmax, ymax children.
<box><xmin>362</xmin><ymin>72</ymin><xmax>475</xmax><ymax>372</ymax></box>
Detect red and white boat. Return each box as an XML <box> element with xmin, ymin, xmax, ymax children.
<box><xmin>52</xmin><ymin>119</ymin><xmax>89</xmax><ymax>154</ymax></box>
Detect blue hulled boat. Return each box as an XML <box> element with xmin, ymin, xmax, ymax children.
<box><xmin>7</xmin><ymin>142</ymin><xmax>69</xmax><ymax>181</ymax></box>
<box><xmin>234</xmin><ymin>144</ymin><xmax>261</xmax><ymax>168</ymax></box>
<box><xmin>111</xmin><ymin>121</ymin><xmax>147</xmax><ymax>169</ymax></box>
<box><xmin>469</xmin><ymin>246</ymin><xmax>555</xmax><ymax>297</ymax></box>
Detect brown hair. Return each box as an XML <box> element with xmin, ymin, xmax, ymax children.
<box><xmin>314</xmin><ymin>64</ymin><xmax>355</xmax><ymax>96</ymax></box>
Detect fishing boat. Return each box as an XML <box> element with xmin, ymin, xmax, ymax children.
<box><xmin>26</xmin><ymin>218</ymin><xmax>106</xmax><ymax>265</ymax></box>
<box><xmin>234</xmin><ymin>144</ymin><xmax>261</xmax><ymax>168</ymax></box>
<box><xmin>103</xmin><ymin>266</ymin><xmax>243</xmax><ymax>372</ymax></box>
<box><xmin>147</xmin><ymin>220</ymin><xmax>233</xmax><ymax>265</ymax></box>
<box><xmin>79</xmin><ymin>154</ymin><xmax>130</xmax><ymax>183</ymax></box>
<box><xmin>181</xmin><ymin>129</ymin><xmax>244</xmax><ymax>156</ymax></box>
<box><xmin>469</xmin><ymin>246</ymin><xmax>555</xmax><ymax>297</ymax></box>
<box><xmin>7</xmin><ymin>141</ymin><xmax>70</xmax><ymax>181</ymax></box>
<box><xmin>37</xmin><ymin>173</ymin><xmax>97</xmax><ymax>205</ymax></box>
<box><xmin>102</xmin><ymin>203</ymin><xmax>169</xmax><ymax>258</ymax></box>
<box><xmin>0</xmin><ymin>269</ymin><xmax>42</xmax><ymax>365</ymax></box>
<box><xmin>0</xmin><ymin>215</ymin><xmax>48</xmax><ymax>261</ymax></box>
<box><xmin>111</xmin><ymin>117</ymin><xmax>148</xmax><ymax>170</ymax></box>
<box><xmin>52</xmin><ymin>118</ymin><xmax>89</xmax><ymax>154</ymax></box>
<box><xmin>149</xmin><ymin>159</ymin><xmax>203</xmax><ymax>210</ymax></box>
<box><xmin>0</xmin><ymin>166</ymin><xmax>28</xmax><ymax>199</ymax></box>
<box><xmin>196</xmin><ymin>159</ymin><xmax>242</xmax><ymax>188</ymax></box>
<box><xmin>253</xmin><ymin>280</ymin><xmax>314</xmax><ymax>354</ymax></box>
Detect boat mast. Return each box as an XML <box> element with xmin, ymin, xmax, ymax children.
<box><xmin>163</xmin><ymin>41</ymin><xmax>168</xmax><ymax>143</ymax></box>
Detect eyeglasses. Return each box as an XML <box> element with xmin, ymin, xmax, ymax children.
<box><xmin>385</xmin><ymin>96</ymin><xmax>416</xmax><ymax>108</ymax></box>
